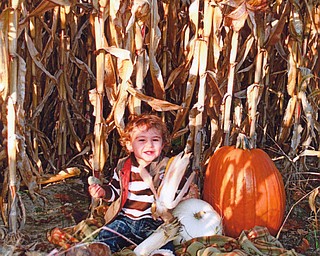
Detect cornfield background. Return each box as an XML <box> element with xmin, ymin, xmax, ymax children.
<box><xmin>0</xmin><ymin>0</ymin><xmax>319</xmax><ymax>252</ymax></box>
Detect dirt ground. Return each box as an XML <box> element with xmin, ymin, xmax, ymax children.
<box><xmin>0</xmin><ymin>177</ymin><xmax>91</xmax><ymax>255</ymax></box>
<box><xmin>0</xmin><ymin>175</ymin><xmax>319</xmax><ymax>255</ymax></box>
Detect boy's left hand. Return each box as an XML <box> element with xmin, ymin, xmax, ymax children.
<box><xmin>88</xmin><ymin>176</ymin><xmax>102</xmax><ymax>186</ymax></box>
<box><xmin>88</xmin><ymin>184</ymin><xmax>106</xmax><ymax>198</ymax></box>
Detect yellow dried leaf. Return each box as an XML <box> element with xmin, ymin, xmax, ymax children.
<box><xmin>114</xmin><ymin>82</ymin><xmax>129</xmax><ymax>132</ymax></box>
<box><xmin>110</xmin><ymin>0</ymin><xmax>121</xmax><ymax>20</ymax></box>
<box><xmin>24</xmin><ymin>32</ymin><xmax>57</xmax><ymax>82</ymax></box>
<box><xmin>126</xmin><ymin>86</ymin><xmax>182</xmax><ymax>111</ymax></box>
<box><xmin>265</xmin><ymin>1</ymin><xmax>290</xmax><ymax>46</ymax></box>
<box><xmin>100</xmin><ymin>46</ymin><xmax>133</xmax><ymax>82</ymax></box>
<box><xmin>289</xmin><ymin>8</ymin><xmax>303</xmax><ymax>41</ymax></box>
<box><xmin>246</xmin><ymin>0</ymin><xmax>268</xmax><ymax>10</ymax></box>
<box><xmin>225</xmin><ymin>2</ymin><xmax>248</xmax><ymax>32</ymax></box>
<box><xmin>28</xmin><ymin>0</ymin><xmax>71</xmax><ymax>18</ymax></box>
<box><xmin>308</xmin><ymin>188</ymin><xmax>319</xmax><ymax>214</ymax></box>
<box><xmin>0</xmin><ymin>12</ymin><xmax>9</xmax><ymax>101</ymax></box>
<box><xmin>279</xmin><ymin>97</ymin><xmax>297</xmax><ymax>143</ymax></box>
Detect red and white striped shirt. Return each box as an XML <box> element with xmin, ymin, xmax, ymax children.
<box><xmin>102</xmin><ymin>156</ymin><xmax>166</xmax><ymax>220</ymax></box>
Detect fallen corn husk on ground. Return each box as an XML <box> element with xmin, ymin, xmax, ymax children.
<box><xmin>133</xmin><ymin>218</ymin><xmax>180</xmax><ymax>256</ymax></box>
<box><xmin>152</xmin><ymin>151</ymin><xmax>195</xmax><ymax>222</ymax></box>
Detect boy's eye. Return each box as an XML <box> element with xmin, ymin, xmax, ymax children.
<box><xmin>153</xmin><ymin>138</ymin><xmax>160</xmax><ymax>142</ymax></box>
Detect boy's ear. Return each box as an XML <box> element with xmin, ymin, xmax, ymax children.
<box><xmin>125</xmin><ymin>141</ymin><xmax>133</xmax><ymax>152</ymax></box>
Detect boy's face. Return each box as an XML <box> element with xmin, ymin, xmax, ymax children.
<box><xmin>126</xmin><ymin>125</ymin><xmax>164</xmax><ymax>167</ymax></box>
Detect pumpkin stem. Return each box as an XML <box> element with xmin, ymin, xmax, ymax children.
<box><xmin>193</xmin><ymin>211</ymin><xmax>205</xmax><ymax>220</ymax></box>
<box><xmin>236</xmin><ymin>133</ymin><xmax>252</xmax><ymax>150</ymax></box>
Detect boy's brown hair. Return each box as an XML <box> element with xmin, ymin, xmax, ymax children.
<box><xmin>119</xmin><ymin>114</ymin><xmax>170</xmax><ymax>150</ymax></box>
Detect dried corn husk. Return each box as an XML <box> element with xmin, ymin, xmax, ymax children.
<box><xmin>154</xmin><ymin>151</ymin><xmax>195</xmax><ymax>221</ymax></box>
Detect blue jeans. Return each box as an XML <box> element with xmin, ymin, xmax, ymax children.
<box><xmin>95</xmin><ymin>215</ymin><xmax>174</xmax><ymax>253</ymax></box>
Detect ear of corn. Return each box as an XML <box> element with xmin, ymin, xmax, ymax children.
<box><xmin>154</xmin><ymin>151</ymin><xmax>194</xmax><ymax>219</ymax></box>
<box><xmin>133</xmin><ymin>218</ymin><xmax>180</xmax><ymax>256</ymax></box>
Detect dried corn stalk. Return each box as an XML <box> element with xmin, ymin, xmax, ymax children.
<box><xmin>6</xmin><ymin>0</ymin><xmax>19</xmax><ymax>234</ymax></box>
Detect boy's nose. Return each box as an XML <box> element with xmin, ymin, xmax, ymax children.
<box><xmin>146</xmin><ymin>140</ymin><xmax>154</xmax><ymax>147</ymax></box>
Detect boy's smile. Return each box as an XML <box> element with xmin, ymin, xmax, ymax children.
<box><xmin>126</xmin><ymin>125</ymin><xmax>164</xmax><ymax>167</ymax></box>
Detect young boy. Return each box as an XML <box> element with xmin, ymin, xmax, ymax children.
<box><xmin>88</xmin><ymin>114</ymin><xmax>173</xmax><ymax>252</ymax></box>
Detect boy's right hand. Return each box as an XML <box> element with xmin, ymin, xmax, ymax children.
<box><xmin>88</xmin><ymin>176</ymin><xmax>105</xmax><ymax>198</ymax></box>
<box><xmin>88</xmin><ymin>184</ymin><xmax>106</xmax><ymax>198</ymax></box>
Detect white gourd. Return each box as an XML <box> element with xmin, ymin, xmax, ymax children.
<box><xmin>172</xmin><ymin>198</ymin><xmax>223</xmax><ymax>245</ymax></box>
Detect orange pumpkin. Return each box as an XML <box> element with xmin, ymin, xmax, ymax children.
<box><xmin>203</xmin><ymin>144</ymin><xmax>286</xmax><ymax>238</ymax></box>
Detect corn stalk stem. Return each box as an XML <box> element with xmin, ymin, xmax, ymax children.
<box><xmin>249</xmin><ymin>15</ymin><xmax>265</xmax><ymax>145</ymax></box>
<box><xmin>149</xmin><ymin>0</ymin><xmax>165</xmax><ymax>99</ymax></box>
<box><xmin>192</xmin><ymin>41</ymin><xmax>205</xmax><ymax>170</ymax></box>
<box><xmin>29</xmin><ymin>16</ymin><xmax>42</xmax><ymax>173</ymax></box>
<box><xmin>57</xmin><ymin>6</ymin><xmax>67</xmax><ymax>168</ymax></box>
<box><xmin>93</xmin><ymin>5</ymin><xmax>106</xmax><ymax>175</ymax></box>
<box><xmin>7</xmin><ymin>3</ymin><xmax>18</xmax><ymax>233</ymax></box>
<box><xmin>193</xmin><ymin>0</ymin><xmax>212</xmax><ymax>179</ymax></box>
<box><xmin>249</xmin><ymin>47</ymin><xmax>263</xmax><ymax>143</ymax></box>
<box><xmin>262</xmin><ymin>51</ymin><xmax>270</xmax><ymax>146</ymax></box>
<box><xmin>161</xmin><ymin>2</ymin><xmax>169</xmax><ymax>80</ymax></box>
<box><xmin>193</xmin><ymin>41</ymin><xmax>207</xmax><ymax>187</ymax></box>
<box><xmin>133</xmin><ymin>22</ymin><xmax>145</xmax><ymax>114</ymax></box>
<box><xmin>86</xmin><ymin>36</ymin><xmax>93</xmax><ymax>134</ymax></box>
<box><xmin>223</xmin><ymin>30</ymin><xmax>239</xmax><ymax>145</ymax></box>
